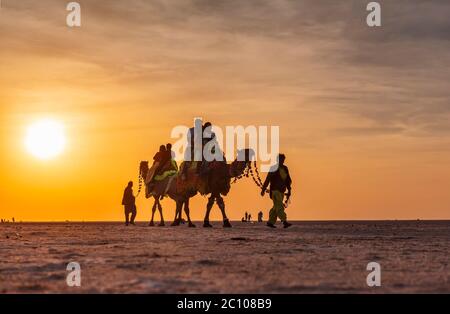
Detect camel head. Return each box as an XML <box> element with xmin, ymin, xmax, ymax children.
<box><xmin>229</xmin><ymin>148</ymin><xmax>255</xmax><ymax>178</ymax></box>
<box><xmin>139</xmin><ymin>161</ymin><xmax>149</xmax><ymax>179</ymax></box>
<box><xmin>238</xmin><ymin>148</ymin><xmax>255</xmax><ymax>162</ymax></box>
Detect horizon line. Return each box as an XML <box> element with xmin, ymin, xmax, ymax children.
<box><xmin>2</xmin><ymin>219</ymin><xmax>450</xmax><ymax>223</ymax></box>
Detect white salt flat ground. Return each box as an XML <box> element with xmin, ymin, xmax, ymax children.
<box><xmin>1</xmin><ymin>220</ymin><xmax>449</xmax><ymax>293</ymax></box>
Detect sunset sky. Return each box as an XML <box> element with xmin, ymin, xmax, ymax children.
<box><xmin>1</xmin><ymin>0</ymin><xmax>449</xmax><ymax>221</ymax></box>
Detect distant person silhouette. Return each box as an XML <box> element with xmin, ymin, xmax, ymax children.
<box><xmin>12</xmin><ymin>217</ymin><xmax>15</xmax><ymax>223</ymax></box>
<box><xmin>245</xmin><ymin>212</ymin><xmax>248</xmax><ymax>222</ymax></box>
<box><xmin>258</xmin><ymin>211</ymin><xmax>263</xmax><ymax>222</ymax></box>
<box><xmin>248</xmin><ymin>214</ymin><xmax>252</xmax><ymax>222</ymax></box>
<box><xmin>122</xmin><ymin>181</ymin><xmax>137</xmax><ymax>226</ymax></box>
<box><xmin>261</xmin><ymin>154</ymin><xmax>292</xmax><ymax>228</ymax></box>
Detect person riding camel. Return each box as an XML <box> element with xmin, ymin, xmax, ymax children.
<box><xmin>146</xmin><ymin>145</ymin><xmax>169</xmax><ymax>185</ymax></box>
<box><xmin>165</xmin><ymin>143</ymin><xmax>178</xmax><ymax>172</ymax></box>
<box><xmin>166</xmin><ymin>143</ymin><xmax>175</xmax><ymax>160</ymax></box>
<box><xmin>181</xmin><ymin>118</ymin><xmax>203</xmax><ymax>180</ymax></box>
<box><xmin>198</xmin><ymin>121</ymin><xmax>217</xmax><ymax>176</ymax></box>
<box><xmin>261</xmin><ymin>153</ymin><xmax>292</xmax><ymax>228</ymax></box>
<box><xmin>145</xmin><ymin>144</ymin><xmax>179</xmax><ymax>198</ymax></box>
<box><xmin>154</xmin><ymin>144</ymin><xmax>168</xmax><ymax>171</ymax></box>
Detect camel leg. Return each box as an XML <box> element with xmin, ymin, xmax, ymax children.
<box><xmin>203</xmin><ymin>195</ymin><xmax>215</xmax><ymax>228</ymax></box>
<box><xmin>157</xmin><ymin>199</ymin><xmax>165</xmax><ymax>226</ymax></box>
<box><xmin>217</xmin><ymin>195</ymin><xmax>232</xmax><ymax>228</ymax></box>
<box><xmin>184</xmin><ymin>199</ymin><xmax>195</xmax><ymax>228</ymax></box>
<box><xmin>149</xmin><ymin>198</ymin><xmax>157</xmax><ymax>226</ymax></box>
<box><xmin>171</xmin><ymin>201</ymin><xmax>182</xmax><ymax>226</ymax></box>
<box><xmin>177</xmin><ymin>200</ymin><xmax>183</xmax><ymax>223</ymax></box>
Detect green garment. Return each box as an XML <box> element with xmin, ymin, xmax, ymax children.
<box><xmin>279</xmin><ymin>167</ymin><xmax>287</xmax><ymax>181</ymax></box>
<box><xmin>268</xmin><ymin>190</ymin><xmax>287</xmax><ymax>224</ymax></box>
<box><xmin>153</xmin><ymin>160</ymin><xmax>178</xmax><ymax>181</ymax></box>
<box><xmin>171</xmin><ymin>159</ymin><xmax>179</xmax><ymax>171</ymax></box>
<box><xmin>154</xmin><ymin>170</ymin><xmax>177</xmax><ymax>181</ymax></box>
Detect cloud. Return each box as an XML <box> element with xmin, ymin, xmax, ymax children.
<box><xmin>333</xmin><ymin>127</ymin><xmax>405</xmax><ymax>137</ymax></box>
<box><xmin>0</xmin><ymin>0</ymin><xmax>449</xmax><ymax>142</ymax></box>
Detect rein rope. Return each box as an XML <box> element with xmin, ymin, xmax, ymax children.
<box><xmin>231</xmin><ymin>162</ymin><xmax>251</xmax><ymax>184</ymax></box>
<box><xmin>135</xmin><ymin>167</ymin><xmax>143</xmax><ymax>198</ymax></box>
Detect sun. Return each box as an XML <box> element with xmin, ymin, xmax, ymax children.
<box><xmin>25</xmin><ymin>119</ymin><xmax>66</xmax><ymax>160</ymax></box>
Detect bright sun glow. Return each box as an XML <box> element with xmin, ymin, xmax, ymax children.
<box><xmin>25</xmin><ymin>119</ymin><xmax>66</xmax><ymax>160</ymax></box>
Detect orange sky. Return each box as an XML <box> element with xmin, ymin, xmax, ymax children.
<box><xmin>1</xmin><ymin>0</ymin><xmax>450</xmax><ymax>221</ymax></box>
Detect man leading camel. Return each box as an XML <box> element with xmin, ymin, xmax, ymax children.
<box><xmin>261</xmin><ymin>154</ymin><xmax>292</xmax><ymax>228</ymax></box>
<box><xmin>122</xmin><ymin>181</ymin><xmax>137</xmax><ymax>226</ymax></box>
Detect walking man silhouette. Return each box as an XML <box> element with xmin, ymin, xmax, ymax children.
<box><xmin>261</xmin><ymin>154</ymin><xmax>292</xmax><ymax>228</ymax></box>
<box><xmin>122</xmin><ymin>181</ymin><xmax>137</xmax><ymax>226</ymax></box>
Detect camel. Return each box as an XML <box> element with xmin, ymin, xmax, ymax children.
<box><xmin>139</xmin><ymin>161</ymin><xmax>196</xmax><ymax>227</ymax></box>
<box><xmin>140</xmin><ymin>148</ymin><xmax>253</xmax><ymax>228</ymax></box>
<box><xmin>174</xmin><ymin>148</ymin><xmax>254</xmax><ymax>228</ymax></box>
